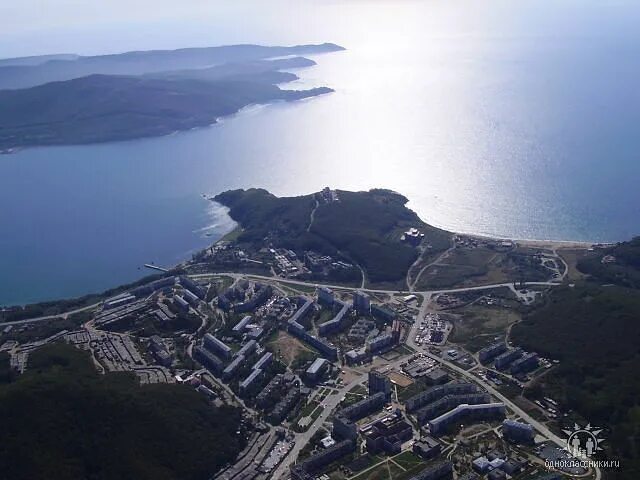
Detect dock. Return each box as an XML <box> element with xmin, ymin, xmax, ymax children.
<box><xmin>144</xmin><ymin>264</ymin><xmax>169</xmax><ymax>273</ymax></box>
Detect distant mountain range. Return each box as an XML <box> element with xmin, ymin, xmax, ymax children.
<box><xmin>0</xmin><ymin>43</ymin><xmax>344</xmax><ymax>150</ymax></box>
<box><xmin>0</xmin><ymin>43</ymin><xmax>344</xmax><ymax>90</ymax></box>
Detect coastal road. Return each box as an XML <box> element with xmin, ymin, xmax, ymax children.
<box><xmin>0</xmin><ymin>301</ymin><xmax>102</xmax><ymax>327</ymax></box>
<box><xmin>0</xmin><ymin>273</ymin><xmax>561</xmax><ymax>328</ymax></box>
<box><xmin>188</xmin><ymin>272</ymin><xmax>562</xmax><ymax>296</ymax></box>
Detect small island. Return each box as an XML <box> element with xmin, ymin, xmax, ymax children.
<box><xmin>0</xmin><ymin>43</ymin><xmax>344</xmax><ymax>150</ymax></box>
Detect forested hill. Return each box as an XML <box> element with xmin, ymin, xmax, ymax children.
<box><xmin>0</xmin><ymin>343</ymin><xmax>245</xmax><ymax>480</ymax></box>
<box><xmin>214</xmin><ymin>188</ymin><xmax>452</xmax><ymax>286</ymax></box>
<box><xmin>0</xmin><ymin>73</ymin><xmax>331</xmax><ymax>149</ymax></box>
<box><xmin>577</xmin><ymin>237</ymin><xmax>640</xmax><ymax>288</ymax></box>
<box><xmin>0</xmin><ymin>44</ymin><xmax>343</xmax><ymax>150</ymax></box>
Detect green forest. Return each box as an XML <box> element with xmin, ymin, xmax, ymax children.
<box><xmin>512</xmin><ymin>237</ymin><xmax>640</xmax><ymax>479</ymax></box>
<box><xmin>0</xmin><ymin>343</ymin><xmax>245</xmax><ymax>480</ymax></box>
<box><xmin>215</xmin><ymin>188</ymin><xmax>451</xmax><ymax>285</ymax></box>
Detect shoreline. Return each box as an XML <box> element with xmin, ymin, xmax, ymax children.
<box><xmin>0</xmin><ymin>191</ymin><xmax>617</xmax><ymax>309</ymax></box>
<box><xmin>460</xmin><ymin>232</ymin><xmax>597</xmax><ymax>250</ymax></box>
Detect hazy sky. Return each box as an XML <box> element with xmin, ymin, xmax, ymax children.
<box><xmin>1</xmin><ymin>1</ymin><xmax>337</xmax><ymax>58</ymax></box>
<box><xmin>4</xmin><ymin>0</ymin><xmax>639</xmax><ymax>59</ymax></box>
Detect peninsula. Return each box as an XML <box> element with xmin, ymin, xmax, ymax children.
<box><xmin>0</xmin><ymin>43</ymin><xmax>344</xmax><ymax>150</ymax></box>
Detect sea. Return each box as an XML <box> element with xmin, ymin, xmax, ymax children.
<box><xmin>1</xmin><ymin>0</ymin><xmax>640</xmax><ymax>305</ymax></box>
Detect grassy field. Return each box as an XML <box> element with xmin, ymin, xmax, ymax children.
<box><xmin>557</xmin><ymin>248</ymin><xmax>590</xmax><ymax>282</ymax></box>
<box><xmin>350</xmin><ymin>460</ymin><xmax>404</xmax><ymax>480</ymax></box>
<box><xmin>349</xmin><ymin>451</ymin><xmax>430</xmax><ymax>480</ymax></box>
<box><xmin>415</xmin><ymin>246</ymin><xmax>553</xmax><ymax>289</ymax></box>
<box><xmin>397</xmin><ymin>380</ymin><xmax>428</xmax><ymax>403</ymax></box>
<box><xmin>265</xmin><ymin>330</ymin><xmax>318</xmax><ymax>367</ymax></box>
<box><xmin>448</xmin><ymin>305</ymin><xmax>521</xmax><ymax>352</ymax></box>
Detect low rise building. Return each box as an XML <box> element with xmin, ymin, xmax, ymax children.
<box><xmin>413</xmin><ymin>436</ymin><xmax>441</xmax><ymax>460</ymax></box>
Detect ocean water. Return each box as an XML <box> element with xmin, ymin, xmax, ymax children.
<box><xmin>1</xmin><ymin>0</ymin><xmax>640</xmax><ymax>305</ymax></box>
